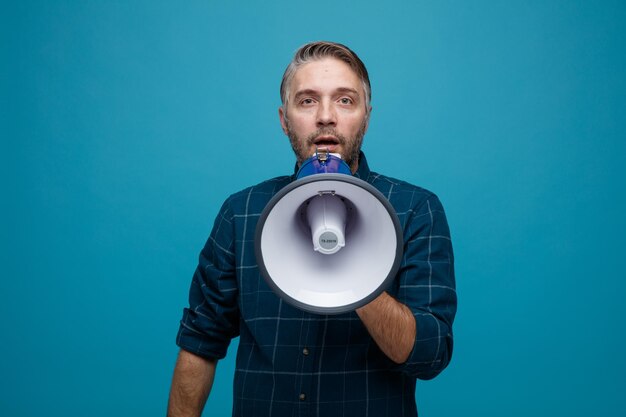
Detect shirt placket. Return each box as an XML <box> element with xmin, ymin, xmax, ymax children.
<box><xmin>295</xmin><ymin>314</ymin><xmax>322</xmax><ymax>417</ymax></box>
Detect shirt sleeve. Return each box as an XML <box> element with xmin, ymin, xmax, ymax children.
<box><xmin>175</xmin><ymin>197</ymin><xmax>240</xmax><ymax>360</ymax></box>
<box><xmin>394</xmin><ymin>194</ymin><xmax>457</xmax><ymax>380</ymax></box>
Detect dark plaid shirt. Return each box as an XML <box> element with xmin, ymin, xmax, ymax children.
<box><xmin>177</xmin><ymin>153</ymin><xmax>457</xmax><ymax>417</ymax></box>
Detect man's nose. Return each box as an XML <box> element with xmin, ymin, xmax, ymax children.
<box><xmin>316</xmin><ymin>100</ymin><xmax>337</xmax><ymax>127</ymax></box>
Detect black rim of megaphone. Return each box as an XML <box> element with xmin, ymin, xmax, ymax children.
<box><xmin>254</xmin><ymin>173</ymin><xmax>404</xmax><ymax>315</ymax></box>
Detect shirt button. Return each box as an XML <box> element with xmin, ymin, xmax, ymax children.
<box><xmin>299</xmin><ymin>393</ymin><xmax>306</xmax><ymax>401</ymax></box>
<box><xmin>302</xmin><ymin>347</ymin><xmax>310</xmax><ymax>356</ymax></box>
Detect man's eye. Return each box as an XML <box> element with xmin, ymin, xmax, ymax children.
<box><xmin>339</xmin><ymin>97</ymin><xmax>353</xmax><ymax>105</ymax></box>
<box><xmin>301</xmin><ymin>98</ymin><xmax>315</xmax><ymax>105</ymax></box>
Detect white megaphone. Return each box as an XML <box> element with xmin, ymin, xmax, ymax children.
<box><xmin>254</xmin><ymin>150</ymin><xmax>403</xmax><ymax>314</ymax></box>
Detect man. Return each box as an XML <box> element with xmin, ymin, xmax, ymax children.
<box><xmin>168</xmin><ymin>41</ymin><xmax>457</xmax><ymax>417</ymax></box>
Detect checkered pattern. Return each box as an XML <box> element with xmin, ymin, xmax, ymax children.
<box><xmin>177</xmin><ymin>153</ymin><xmax>457</xmax><ymax>417</ymax></box>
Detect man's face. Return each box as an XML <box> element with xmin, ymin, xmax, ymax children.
<box><xmin>279</xmin><ymin>57</ymin><xmax>370</xmax><ymax>173</ymax></box>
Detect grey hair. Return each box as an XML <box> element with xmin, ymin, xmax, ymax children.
<box><xmin>280</xmin><ymin>41</ymin><xmax>371</xmax><ymax>113</ymax></box>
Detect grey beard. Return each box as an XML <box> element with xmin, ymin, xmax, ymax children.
<box><xmin>286</xmin><ymin>124</ymin><xmax>366</xmax><ymax>170</ymax></box>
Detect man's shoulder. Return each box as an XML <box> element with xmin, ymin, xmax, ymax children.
<box><xmin>222</xmin><ymin>175</ymin><xmax>293</xmax><ymax>214</ymax></box>
<box><xmin>367</xmin><ymin>171</ymin><xmax>439</xmax><ymax>208</ymax></box>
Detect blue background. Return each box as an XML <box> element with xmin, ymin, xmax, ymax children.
<box><xmin>3</xmin><ymin>1</ymin><xmax>625</xmax><ymax>416</ymax></box>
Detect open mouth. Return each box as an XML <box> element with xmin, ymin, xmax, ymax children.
<box><xmin>313</xmin><ymin>136</ymin><xmax>340</xmax><ymax>148</ymax></box>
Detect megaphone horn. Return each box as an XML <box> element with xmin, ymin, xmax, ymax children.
<box><xmin>254</xmin><ymin>152</ymin><xmax>403</xmax><ymax>314</ymax></box>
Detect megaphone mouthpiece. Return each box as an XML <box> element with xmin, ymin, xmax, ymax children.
<box><xmin>297</xmin><ymin>152</ymin><xmax>352</xmax><ymax>179</ymax></box>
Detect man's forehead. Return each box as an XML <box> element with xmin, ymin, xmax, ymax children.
<box><xmin>290</xmin><ymin>57</ymin><xmax>363</xmax><ymax>94</ymax></box>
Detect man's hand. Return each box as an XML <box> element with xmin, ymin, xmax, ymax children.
<box><xmin>356</xmin><ymin>292</ymin><xmax>416</xmax><ymax>364</ymax></box>
<box><xmin>167</xmin><ymin>349</ymin><xmax>217</xmax><ymax>417</ymax></box>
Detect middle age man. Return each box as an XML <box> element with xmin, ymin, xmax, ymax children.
<box><xmin>168</xmin><ymin>41</ymin><xmax>457</xmax><ymax>417</ymax></box>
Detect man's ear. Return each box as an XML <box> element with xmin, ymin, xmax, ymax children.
<box><xmin>278</xmin><ymin>106</ymin><xmax>289</xmax><ymax>135</ymax></box>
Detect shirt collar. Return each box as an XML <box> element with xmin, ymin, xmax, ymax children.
<box><xmin>353</xmin><ymin>151</ymin><xmax>371</xmax><ymax>180</ymax></box>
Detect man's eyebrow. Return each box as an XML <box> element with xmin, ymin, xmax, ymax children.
<box><xmin>335</xmin><ymin>87</ymin><xmax>359</xmax><ymax>96</ymax></box>
<box><xmin>293</xmin><ymin>89</ymin><xmax>319</xmax><ymax>99</ymax></box>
